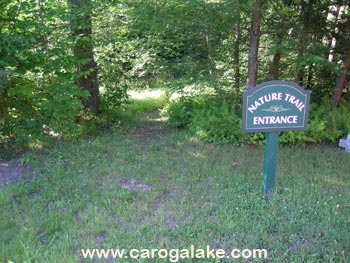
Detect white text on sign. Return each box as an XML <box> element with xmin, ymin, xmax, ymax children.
<box><xmin>248</xmin><ymin>93</ymin><xmax>305</xmax><ymax>113</ymax></box>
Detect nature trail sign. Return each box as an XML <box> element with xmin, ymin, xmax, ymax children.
<box><xmin>243</xmin><ymin>80</ymin><xmax>310</xmax><ymax>133</ymax></box>
<box><xmin>242</xmin><ymin>80</ymin><xmax>310</xmax><ymax>196</ymax></box>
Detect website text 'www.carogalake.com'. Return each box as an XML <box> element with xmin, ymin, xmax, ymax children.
<box><xmin>81</xmin><ymin>245</ymin><xmax>268</xmax><ymax>262</ymax></box>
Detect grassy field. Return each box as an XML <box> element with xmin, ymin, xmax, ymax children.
<box><xmin>1</xmin><ymin>90</ymin><xmax>349</xmax><ymax>263</ymax></box>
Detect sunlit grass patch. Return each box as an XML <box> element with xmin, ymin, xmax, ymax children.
<box><xmin>128</xmin><ymin>89</ymin><xmax>166</xmax><ymax>100</ymax></box>
<box><xmin>126</xmin><ymin>89</ymin><xmax>168</xmax><ymax>114</ymax></box>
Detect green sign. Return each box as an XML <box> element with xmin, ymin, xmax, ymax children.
<box><xmin>242</xmin><ymin>80</ymin><xmax>311</xmax><ymax>196</ymax></box>
<box><xmin>242</xmin><ymin>80</ymin><xmax>310</xmax><ymax>133</ymax></box>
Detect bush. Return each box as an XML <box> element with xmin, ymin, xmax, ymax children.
<box><xmin>190</xmin><ymin>101</ymin><xmax>241</xmax><ymax>143</ymax></box>
<box><xmin>163</xmin><ymin>92</ymin><xmax>250</xmax><ymax>144</ymax></box>
<box><xmin>163</xmin><ymin>93</ymin><xmax>350</xmax><ymax>145</ymax></box>
<box><xmin>162</xmin><ymin>96</ymin><xmax>200</xmax><ymax>128</ymax></box>
<box><xmin>1</xmin><ymin>76</ymin><xmax>86</xmax><ymax>148</ymax></box>
<box><xmin>280</xmin><ymin>99</ymin><xmax>350</xmax><ymax>144</ymax></box>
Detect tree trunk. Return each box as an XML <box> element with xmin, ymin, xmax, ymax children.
<box><xmin>295</xmin><ymin>64</ymin><xmax>304</xmax><ymax>86</ymax></box>
<box><xmin>68</xmin><ymin>0</ymin><xmax>100</xmax><ymax>110</ymax></box>
<box><xmin>295</xmin><ymin>31</ymin><xmax>306</xmax><ymax>86</ymax></box>
<box><xmin>270</xmin><ymin>12</ymin><xmax>285</xmax><ymax>80</ymax></box>
<box><xmin>247</xmin><ymin>0</ymin><xmax>264</xmax><ymax>90</ymax></box>
<box><xmin>271</xmin><ymin>47</ymin><xmax>281</xmax><ymax>80</ymax></box>
<box><xmin>327</xmin><ymin>3</ymin><xmax>344</xmax><ymax>62</ymax></box>
<box><xmin>233</xmin><ymin>0</ymin><xmax>241</xmax><ymax>92</ymax></box>
<box><xmin>306</xmin><ymin>64</ymin><xmax>313</xmax><ymax>89</ymax></box>
<box><xmin>295</xmin><ymin>1</ymin><xmax>312</xmax><ymax>87</ymax></box>
<box><xmin>332</xmin><ymin>54</ymin><xmax>350</xmax><ymax>107</ymax></box>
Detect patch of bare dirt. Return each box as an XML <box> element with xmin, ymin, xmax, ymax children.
<box><xmin>0</xmin><ymin>110</ymin><xmax>168</xmax><ymax>187</ymax></box>
<box><xmin>0</xmin><ymin>159</ymin><xmax>33</xmax><ymax>187</ymax></box>
<box><xmin>119</xmin><ymin>178</ymin><xmax>152</xmax><ymax>191</ymax></box>
<box><xmin>133</xmin><ymin>110</ymin><xmax>170</xmax><ymax>144</ymax></box>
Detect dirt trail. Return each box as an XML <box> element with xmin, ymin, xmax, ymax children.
<box><xmin>0</xmin><ymin>110</ymin><xmax>169</xmax><ymax>187</ymax></box>
<box><xmin>0</xmin><ymin>159</ymin><xmax>32</xmax><ymax>186</ymax></box>
<box><xmin>132</xmin><ymin>110</ymin><xmax>170</xmax><ymax>144</ymax></box>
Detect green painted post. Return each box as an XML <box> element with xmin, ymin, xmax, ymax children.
<box><xmin>262</xmin><ymin>132</ymin><xmax>279</xmax><ymax>196</ymax></box>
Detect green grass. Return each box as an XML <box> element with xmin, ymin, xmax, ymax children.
<box><xmin>125</xmin><ymin>89</ymin><xmax>168</xmax><ymax>114</ymax></box>
<box><xmin>1</xmin><ymin>91</ymin><xmax>349</xmax><ymax>262</ymax></box>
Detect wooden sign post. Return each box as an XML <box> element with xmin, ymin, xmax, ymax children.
<box><xmin>242</xmin><ymin>80</ymin><xmax>310</xmax><ymax>196</ymax></box>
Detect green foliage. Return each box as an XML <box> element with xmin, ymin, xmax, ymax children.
<box><xmin>1</xmin><ymin>0</ymin><xmax>350</xmax><ymax>152</ymax></box>
<box><xmin>162</xmin><ymin>96</ymin><xmax>197</xmax><ymax>128</ymax></box>
<box><xmin>164</xmin><ymin>93</ymin><xmax>350</xmax><ymax>145</ymax></box>
<box><xmin>94</xmin><ymin>40</ymin><xmax>131</xmax><ymax>109</ymax></box>
<box><xmin>0</xmin><ymin>0</ymin><xmax>89</xmax><ymax>150</ymax></box>
<box><xmin>190</xmin><ymin>101</ymin><xmax>241</xmax><ymax>144</ymax></box>
<box><xmin>3</xmin><ymin>79</ymin><xmax>85</xmax><ymax>145</ymax></box>
<box><xmin>280</xmin><ymin>99</ymin><xmax>350</xmax><ymax>144</ymax></box>
<box><xmin>163</xmin><ymin>91</ymin><xmax>248</xmax><ymax>144</ymax></box>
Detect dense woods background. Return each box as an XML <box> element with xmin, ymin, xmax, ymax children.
<box><xmin>1</xmin><ymin>0</ymin><xmax>350</xmax><ymax>150</ymax></box>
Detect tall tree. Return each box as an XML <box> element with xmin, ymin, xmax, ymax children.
<box><xmin>332</xmin><ymin>53</ymin><xmax>350</xmax><ymax>106</ymax></box>
<box><xmin>68</xmin><ymin>0</ymin><xmax>100</xmax><ymax>110</ymax></box>
<box><xmin>327</xmin><ymin>3</ymin><xmax>345</xmax><ymax>62</ymax></box>
<box><xmin>266</xmin><ymin>0</ymin><xmax>290</xmax><ymax>80</ymax></box>
<box><xmin>331</xmin><ymin>1</ymin><xmax>350</xmax><ymax>106</ymax></box>
<box><xmin>295</xmin><ymin>0</ymin><xmax>312</xmax><ymax>86</ymax></box>
<box><xmin>233</xmin><ymin>0</ymin><xmax>242</xmax><ymax>91</ymax></box>
<box><xmin>247</xmin><ymin>0</ymin><xmax>264</xmax><ymax>89</ymax></box>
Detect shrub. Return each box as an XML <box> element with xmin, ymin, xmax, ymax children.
<box><xmin>280</xmin><ymin>99</ymin><xmax>350</xmax><ymax>144</ymax></box>
<box><xmin>190</xmin><ymin>101</ymin><xmax>241</xmax><ymax>143</ymax></box>
<box><xmin>1</xmin><ymin>76</ymin><xmax>86</xmax><ymax>149</ymax></box>
<box><xmin>163</xmin><ymin>92</ymin><xmax>252</xmax><ymax>144</ymax></box>
<box><xmin>162</xmin><ymin>96</ymin><xmax>200</xmax><ymax>128</ymax></box>
<box><xmin>164</xmin><ymin>93</ymin><xmax>350</xmax><ymax>145</ymax></box>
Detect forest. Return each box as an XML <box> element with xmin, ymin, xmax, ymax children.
<box><xmin>1</xmin><ymin>0</ymin><xmax>350</xmax><ymax>151</ymax></box>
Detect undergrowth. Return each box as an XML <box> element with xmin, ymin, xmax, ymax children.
<box><xmin>162</xmin><ymin>92</ymin><xmax>350</xmax><ymax>145</ymax></box>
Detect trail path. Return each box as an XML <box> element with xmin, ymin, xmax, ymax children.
<box><xmin>0</xmin><ymin>159</ymin><xmax>32</xmax><ymax>186</ymax></box>
<box><xmin>0</xmin><ymin>110</ymin><xmax>169</xmax><ymax>186</ymax></box>
<box><xmin>132</xmin><ymin>110</ymin><xmax>170</xmax><ymax>144</ymax></box>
